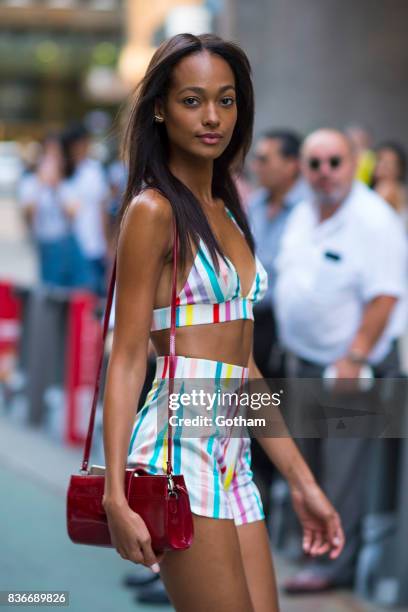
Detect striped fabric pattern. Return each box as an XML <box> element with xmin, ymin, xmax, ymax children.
<box><xmin>127</xmin><ymin>355</ymin><xmax>265</xmax><ymax>525</ymax></box>
<box><xmin>151</xmin><ymin>208</ymin><xmax>268</xmax><ymax>331</ymax></box>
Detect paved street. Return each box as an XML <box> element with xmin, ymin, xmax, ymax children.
<box><xmin>0</xmin><ymin>413</ymin><xmax>167</xmax><ymax>612</ymax></box>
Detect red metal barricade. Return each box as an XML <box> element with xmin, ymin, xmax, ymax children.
<box><xmin>0</xmin><ymin>282</ymin><xmax>22</xmax><ymax>383</ymax></box>
<box><xmin>64</xmin><ymin>291</ymin><xmax>102</xmax><ymax>445</ymax></box>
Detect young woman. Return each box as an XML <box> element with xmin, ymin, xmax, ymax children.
<box><xmin>102</xmin><ymin>33</ymin><xmax>345</xmax><ymax>611</ymax></box>
<box><xmin>372</xmin><ymin>141</ymin><xmax>407</xmax><ymax>218</ymax></box>
<box><xmin>18</xmin><ymin>134</ymin><xmax>70</xmax><ymax>287</ymax></box>
<box><xmin>60</xmin><ymin>123</ymin><xmax>109</xmax><ymax>296</ymax></box>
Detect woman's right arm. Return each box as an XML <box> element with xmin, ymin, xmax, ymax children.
<box><xmin>101</xmin><ymin>190</ymin><xmax>172</xmax><ymax>568</ymax></box>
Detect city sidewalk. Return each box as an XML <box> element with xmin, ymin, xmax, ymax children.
<box><xmin>0</xmin><ymin>412</ymin><xmax>394</xmax><ymax>612</ymax></box>
<box><xmin>0</xmin><ymin>411</ymin><xmax>167</xmax><ymax>612</ymax></box>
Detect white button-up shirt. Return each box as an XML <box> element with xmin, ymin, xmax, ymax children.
<box><xmin>60</xmin><ymin>158</ymin><xmax>109</xmax><ymax>259</ymax></box>
<box><xmin>274</xmin><ymin>181</ymin><xmax>408</xmax><ymax>365</ymax></box>
<box><xmin>19</xmin><ymin>173</ymin><xmax>70</xmax><ymax>242</ymax></box>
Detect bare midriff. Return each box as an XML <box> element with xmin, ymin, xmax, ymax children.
<box><xmin>151</xmin><ymin>319</ymin><xmax>253</xmax><ymax>367</ymax></box>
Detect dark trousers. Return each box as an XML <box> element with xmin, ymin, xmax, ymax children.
<box><xmin>292</xmin><ymin>343</ymin><xmax>402</xmax><ymax>583</ymax></box>
<box><xmin>251</xmin><ymin>305</ymin><xmax>285</xmax><ymax>521</ymax></box>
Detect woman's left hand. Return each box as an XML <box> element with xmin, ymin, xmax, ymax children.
<box><xmin>289</xmin><ymin>481</ymin><xmax>345</xmax><ymax>559</ymax></box>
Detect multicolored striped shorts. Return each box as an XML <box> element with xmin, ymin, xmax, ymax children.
<box><xmin>127</xmin><ymin>355</ymin><xmax>265</xmax><ymax>525</ymax></box>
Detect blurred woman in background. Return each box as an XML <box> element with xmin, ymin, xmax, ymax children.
<box><xmin>372</xmin><ymin>141</ymin><xmax>407</xmax><ymax>219</ymax></box>
<box><xmin>18</xmin><ymin>133</ymin><xmax>72</xmax><ymax>288</ymax></box>
<box><xmin>60</xmin><ymin>122</ymin><xmax>110</xmax><ymax>296</ymax></box>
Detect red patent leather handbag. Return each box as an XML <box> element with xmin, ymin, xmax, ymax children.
<box><xmin>66</xmin><ymin>218</ymin><xmax>194</xmax><ymax>551</ymax></box>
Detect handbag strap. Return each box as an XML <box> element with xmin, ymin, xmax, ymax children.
<box><xmin>80</xmin><ymin>216</ymin><xmax>178</xmax><ymax>474</ymax></box>
<box><xmin>167</xmin><ymin>220</ymin><xmax>178</xmax><ymax>476</ymax></box>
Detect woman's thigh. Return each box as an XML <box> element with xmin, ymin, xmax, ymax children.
<box><xmin>237</xmin><ymin>519</ymin><xmax>280</xmax><ymax>612</ymax></box>
<box><xmin>159</xmin><ymin>514</ymin><xmax>254</xmax><ymax>612</ymax></box>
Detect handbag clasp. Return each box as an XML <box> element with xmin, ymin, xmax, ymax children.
<box><xmin>167</xmin><ymin>474</ymin><xmax>178</xmax><ymax>497</ymax></box>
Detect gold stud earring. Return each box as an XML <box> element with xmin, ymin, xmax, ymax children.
<box><xmin>154</xmin><ymin>115</ymin><xmax>164</xmax><ymax>123</ymax></box>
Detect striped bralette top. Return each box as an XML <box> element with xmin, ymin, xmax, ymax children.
<box><xmin>151</xmin><ymin>208</ymin><xmax>268</xmax><ymax>331</ymax></box>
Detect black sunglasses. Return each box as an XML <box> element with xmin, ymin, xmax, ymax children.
<box><xmin>308</xmin><ymin>156</ymin><xmax>343</xmax><ymax>171</ymax></box>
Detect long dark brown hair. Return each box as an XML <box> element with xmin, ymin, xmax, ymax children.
<box><xmin>119</xmin><ymin>32</ymin><xmax>255</xmax><ymax>270</ymax></box>
<box><xmin>372</xmin><ymin>141</ymin><xmax>407</xmax><ymax>186</ymax></box>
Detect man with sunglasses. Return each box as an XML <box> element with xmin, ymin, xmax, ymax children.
<box><xmin>274</xmin><ymin>128</ymin><xmax>408</xmax><ymax>593</ymax></box>
<box><xmin>247</xmin><ymin>129</ymin><xmax>309</xmax><ymax>525</ymax></box>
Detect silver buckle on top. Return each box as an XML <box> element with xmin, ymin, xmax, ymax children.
<box><xmin>167</xmin><ymin>474</ymin><xmax>178</xmax><ymax>497</ymax></box>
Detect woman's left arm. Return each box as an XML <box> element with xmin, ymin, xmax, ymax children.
<box><xmin>247</xmin><ymin>349</ymin><xmax>345</xmax><ymax>560</ymax></box>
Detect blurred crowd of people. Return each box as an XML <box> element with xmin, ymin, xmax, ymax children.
<box><xmin>18</xmin><ymin>121</ymin><xmax>408</xmax><ymax>301</ymax></box>
<box><xmin>14</xmin><ymin>120</ymin><xmax>408</xmax><ymax>603</ymax></box>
